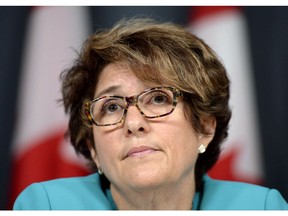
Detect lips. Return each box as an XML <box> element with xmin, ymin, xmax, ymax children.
<box><xmin>126</xmin><ymin>146</ymin><xmax>158</xmax><ymax>158</ymax></box>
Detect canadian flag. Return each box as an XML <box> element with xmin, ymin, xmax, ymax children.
<box><xmin>9</xmin><ymin>7</ymin><xmax>91</xmax><ymax>207</ymax></box>
<box><xmin>189</xmin><ymin>6</ymin><xmax>263</xmax><ymax>184</ymax></box>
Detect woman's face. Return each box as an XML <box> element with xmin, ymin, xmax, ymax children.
<box><xmin>90</xmin><ymin>63</ymin><xmax>215</xmax><ymax>193</ymax></box>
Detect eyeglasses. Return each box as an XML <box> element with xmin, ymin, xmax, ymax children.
<box><xmin>84</xmin><ymin>86</ymin><xmax>182</xmax><ymax>126</ymax></box>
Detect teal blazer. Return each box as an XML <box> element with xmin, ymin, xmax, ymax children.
<box><xmin>13</xmin><ymin>173</ymin><xmax>288</xmax><ymax>210</ymax></box>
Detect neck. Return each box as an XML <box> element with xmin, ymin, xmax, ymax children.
<box><xmin>110</xmin><ymin>178</ymin><xmax>195</xmax><ymax>210</ymax></box>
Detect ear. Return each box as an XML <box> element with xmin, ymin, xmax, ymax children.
<box><xmin>87</xmin><ymin>139</ymin><xmax>100</xmax><ymax>168</ymax></box>
<box><xmin>198</xmin><ymin>117</ymin><xmax>216</xmax><ymax>148</ymax></box>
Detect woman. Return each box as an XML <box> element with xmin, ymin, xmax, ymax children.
<box><xmin>14</xmin><ymin>18</ymin><xmax>288</xmax><ymax>210</ymax></box>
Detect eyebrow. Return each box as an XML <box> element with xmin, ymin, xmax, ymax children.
<box><xmin>95</xmin><ymin>85</ymin><xmax>122</xmax><ymax>98</ymax></box>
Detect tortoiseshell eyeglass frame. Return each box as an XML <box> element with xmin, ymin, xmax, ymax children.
<box><xmin>84</xmin><ymin>86</ymin><xmax>182</xmax><ymax>127</ymax></box>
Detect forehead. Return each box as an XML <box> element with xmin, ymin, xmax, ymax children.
<box><xmin>97</xmin><ymin>63</ymin><xmax>131</xmax><ymax>83</ymax></box>
<box><xmin>94</xmin><ymin>63</ymin><xmax>148</xmax><ymax>97</ymax></box>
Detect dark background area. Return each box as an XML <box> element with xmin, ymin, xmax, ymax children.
<box><xmin>0</xmin><ymin>6</ymin><xmax>287</xmax><ymax>209</ymax></box>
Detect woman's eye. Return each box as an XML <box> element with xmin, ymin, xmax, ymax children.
<box><xmin>153</xmin><ymin>95</ymin><xmax>167</xmax><ymax>104</ymax></box>
<box><xmin>102</xmin><ymin>101</ymin><xmax>122</xmax><ymax>114</ymax></box>
<box><xmin>106</xmin><ymin>103</ymin><xmax>119</xmax><ymax>112</ymax></box>
<box><xmin>147</xmin><ymin>91</ymin><xmax>172</xmax><ymax>105</ymax></box>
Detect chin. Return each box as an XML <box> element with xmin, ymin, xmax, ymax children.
<box><xmin>124</xmin><ymin>169</ymin><xmax>171</xmax><ymax>190</ymax></box>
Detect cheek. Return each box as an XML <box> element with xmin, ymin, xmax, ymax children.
<box><xmin>169</xmin><ymin>125</ymin><xmax>198</xmax><ymax>155</ymax></box>
<box><xmin>164</xmin><ymin>113</ymin><xmax>200</xmax><ymax>163</ymax></box>
<box><xmin>92</xmin><ymin>129</ymin><xmax>117</xmax><ymax>165</ymax></box>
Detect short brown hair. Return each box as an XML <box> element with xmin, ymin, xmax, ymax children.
<box><xmin>61</xmin><ymin>18</ymin><xmax>231</xmax><ymax>191</ymax></box>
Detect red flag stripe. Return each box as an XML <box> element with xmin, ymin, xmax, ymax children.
<box><xmin>190</xmin><ymin>6</ymin><xmax>240</xmax><ymax>22</ymax></box>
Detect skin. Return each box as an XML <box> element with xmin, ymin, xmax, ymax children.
<box><xmin>89</xmin><ymin>63</ymin><xmax>216</xmax><ymax>210</ymax></box>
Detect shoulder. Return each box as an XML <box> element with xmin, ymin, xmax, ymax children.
<box><xmin>200</xmin><ymin>175</ymin><xmax>288</xmax><ymax>210</ymax></box>
<box><xmin>13</xmin><ymin>174</ymin><xmax>113</xmax><ymax>210</ymax></box>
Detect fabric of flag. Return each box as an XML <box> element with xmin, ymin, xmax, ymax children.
<box><xmin>9</xmin><ymin>6</ymin><xmax>91</xmax><ymax>207</ymax></box>
<box><xmin>189</xmin><ymin>6</ymin><xmax>263</xmax><ymax>184</ymax></box>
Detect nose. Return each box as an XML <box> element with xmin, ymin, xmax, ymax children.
<box><xmin>123</xmin><ymin>105</ymin><xmax>150</xmax><ymax>136</ymax></box>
